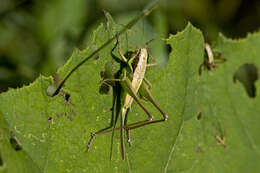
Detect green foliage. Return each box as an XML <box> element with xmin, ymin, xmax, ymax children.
<box><xmin>0</xmin><ymin>13</ymin><xmax>260</xmax><ymax>173</ymax></box>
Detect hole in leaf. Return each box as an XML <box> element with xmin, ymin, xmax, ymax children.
<box><xmin>0</xmin><ymin>153</ymin><xmax>3</xmax><ymax>166</ymax></box>
<box><xmin>167</xmin><ymin>44</ymin><xmax>172</xmax><ymax>54</ymax></box>
<box><xmin>61</xmin><ymin>91</ymin><xmax>73</xmax><ymax>106</ymax></box>
<box><xmin>10</xmin><ymin>131</ymin><xmax>22</xmax><ymax>151</ymax></box>
<box><xmin>65</xmin><ymin>93</ymin><xmax>70</xmax><ymax>101</ymax></box>
<box><xmin>197</xmin><ymin>112</ymin><xmax>202</xmax><ymax>120</ymax></box>
<box><xmin>48</xmin><ymin>116</ymin><xmax>52</xmax><ymax>123</ymax></box>
<box><xmin>233</xmin><ymin>63</ymin><xmax>258</xmax><ymax>98</ymax></box>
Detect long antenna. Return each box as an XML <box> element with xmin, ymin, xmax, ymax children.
<box><xmin>51</xmin><ymin>0</ymin><xmax>160</xmax><ymax>96</ymax></box>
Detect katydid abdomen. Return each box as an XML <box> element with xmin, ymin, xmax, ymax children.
<box><xmin>123</xmin><ymin>48</ymin><xmax>148</xmax><ymax>109</ymax></box>
<box><xmin>120</xmin><ymin>48</ymin><xmax>148</xmax><ymax>159</ymax></box>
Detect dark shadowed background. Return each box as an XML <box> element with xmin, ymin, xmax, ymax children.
<box><xmin>0</xmin><ymin>0</ymin><xmax>259</xmax><ymax>92</ymax></box>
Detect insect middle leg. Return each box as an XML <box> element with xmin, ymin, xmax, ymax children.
<box><xmin>88</xmin><ymin>81</ymin><xmax>168</xmax><ymax>150</ymax></box>
<box><xmin>87</xmin><ymin>86</ymin><xmax>155</xmax><ymax>152</ymax></box>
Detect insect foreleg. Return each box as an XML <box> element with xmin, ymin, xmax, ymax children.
<box><xmin>116</xmin><ymin>34</ymin><xmax>128</xmax><ymax>62</ymax></box>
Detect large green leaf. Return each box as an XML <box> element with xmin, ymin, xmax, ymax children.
<box><xmin>0</xmin><ymin>13</ymin><xmax>259</xmax><ymax>173</ymax></box>
<box><xmin>165</xmin><ymin>32</ymin><xmax>260</xmax><ymax>172</ymax></box>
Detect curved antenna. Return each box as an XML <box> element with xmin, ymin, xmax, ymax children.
<box><xmin>50</xmin><ymin>0</ymin><xmax>160</xmax><ymax>97</ymax></box>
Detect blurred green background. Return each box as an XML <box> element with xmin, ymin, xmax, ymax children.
<box><xmin>0</xmin><ymin>0</ymin><xmax>259</xmax><ymax>92</ymax></box>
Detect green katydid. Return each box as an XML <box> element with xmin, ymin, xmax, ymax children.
<box><xmin>87</xmin><ymin>36</ymin><xmax>168</xmax><ymax>160</ymax></box>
